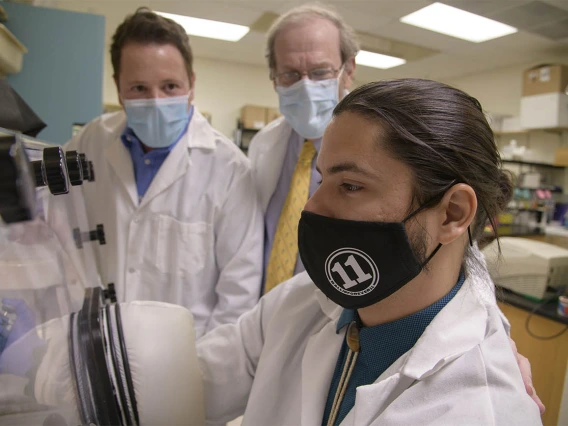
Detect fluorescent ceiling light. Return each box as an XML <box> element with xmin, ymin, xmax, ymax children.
<box><xmin>355</xmin><ymin>50</ymin><xmax>406</xmax><ymax>69</ymax></box>
<box><xmin>400</xmin><ymin>2</ymin><xmax>517</xmax><ymax>43</ymax></box>
<box><xmin>156</xmin><ymin>11</ymin><xmax>249</xmax><ymax>42</ymax></box>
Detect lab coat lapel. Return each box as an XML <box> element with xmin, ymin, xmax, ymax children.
<box><xmin>255</xmin><ymin>119</ymin><xmax>292</xmax><ymax>212</ymax></box>
<box><xmin>345</xmin><ymin>269</ymin><xmax>491</xmax><ymax>425</ymax></box>
<box><xmin>301</xmin><ymin>321</ymin><xmax>344</xmax><ymax>425</ymax></box>
<box><xmin>138</xmin><ymin>133</ymin><xmax>189</xmax><ymax>209</ymax></box>
<box><xmin>344</xmin><ymin>372</ymin><xmax>415</xmax><ymax>426</ymax></box>
<box><xmin>400</xmin><ymin>275</ymin><xmax>488</xmax><ymax>381</ymax></box>
<box><xmin>104</xmin><ymin>137</ymin><xmax>138</xmax><ymax>207</ymax></box>
<box><xmin>138</xmin><ymin>111</ymin><xmax>214</xmax><ymax>209</ymax></box>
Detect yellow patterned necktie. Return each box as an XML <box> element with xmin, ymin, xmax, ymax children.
<box><xmin>265</xmin><ymin>140</ymin><xmax>317</xmax><ymax>293</ymax></box>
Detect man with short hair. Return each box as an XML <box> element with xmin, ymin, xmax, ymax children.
<box><xmin>65</xmin><ymin>8</ymin><xmax>262</xmax><ymax>337</ymax></box>
<box><xmin>248</xmin><ymin>3</ymin><xmax>543</xmax><ymax>413</ymax></box>
<box><xmin>198</xmin><ymin>79</ymin><xmax>544</xmax><ymax>425</ymax></box>
<box><xmin>248</xmin><ymin>4</ymin><xmax>358</xmax><ymax>293</ymax></box>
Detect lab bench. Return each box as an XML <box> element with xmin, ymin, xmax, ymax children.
<box><xmin>498</xmin><ymin>291</ymin><xmax>568</xmax><ymax>426</ymax></box>
<box><xmin>499</xmin><ymin>288</ymin><xmax>568</xmax><ymax>326</ymax></box>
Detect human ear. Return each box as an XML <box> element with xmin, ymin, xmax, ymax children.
<box><xmin>436</xmin><ymin>183</ymin><xmax>477</xmax><ymax>245</ymax></box>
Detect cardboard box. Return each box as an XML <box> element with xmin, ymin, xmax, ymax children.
<box><xmin>265</xmin><ymin>107</ymin><xmax>281</xmax><ymax>123</ymax></box>
<box><xmin>240</xmin><ymin>105</ymin><xmax>266</xmax><ymax>129</ymax></box>
<box><xmin>522</xmin><ymin>64</ymin><xmax>568</xmax><ymax>97</ymax></box>
<box><xmin>554</xmin><ymin>147</ymin><xmax>568</xmax><ymax>167</ymax></box>
<box><xmin>520</xmin><ymin>92</ymin><xmax>568</xmax><ymax>129</ymax></box>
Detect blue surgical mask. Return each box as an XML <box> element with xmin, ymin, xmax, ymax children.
<box><xmin>276</xmin><ymin>75</ymin><xmax>341</xmax><ymax>140</ymax></box>
<box><xmin>123</xmin><ymin>93</ymin><xmax>191</xmax><ymax>149</ymax></box>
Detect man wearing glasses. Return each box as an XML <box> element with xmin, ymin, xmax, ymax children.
<box><xmin>248</xmin><ymin>4</ymin><xmax>358</xmax><ymax>294</ymax></box>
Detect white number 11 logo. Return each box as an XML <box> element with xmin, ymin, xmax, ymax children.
<box><xmin>331</xmin><ymin>255</ymin><xmax>373</xmax><ymax>289</ymax></box>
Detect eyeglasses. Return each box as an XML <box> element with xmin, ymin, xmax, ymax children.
<box><xmin>271</xmin><ymin>65</ymin><xmax>344</xmax><ymax>87</ymax></box>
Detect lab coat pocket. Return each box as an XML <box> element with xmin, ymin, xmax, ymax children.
<box><xmin>155</xmin><ymin>215</ymin><xmax>212</xmax><ymax>276</ymax></box>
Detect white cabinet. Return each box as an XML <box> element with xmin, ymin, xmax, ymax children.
<box><xmin>521</xmin><ymin>92</ymin><xmax>568</xmax><ymax>130</ymax></box>
<box><xmin>0</xmin><ymin>24</ymin><xmax>27</xmax><ymax>78</ymax></box>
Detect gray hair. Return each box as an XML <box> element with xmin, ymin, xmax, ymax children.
<box><xmin>266</xmin><ymin>2</ymin><xmax>360</xmax><ymax>71</ymax></box>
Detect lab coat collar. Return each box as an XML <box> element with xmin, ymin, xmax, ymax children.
<box><xmin>181</xmin><ymin>109</ymin><xmax>216</xmax><ymax>150</ymax></box>
<box><xmin>288</xmin><ymin>272</ymin><xmax>346</xmax><ymax>424</ymax></box>
<box><xmin>254</xmin><ymin>116</ymin><xmax>291</xmax><ymax>153</ymax></box>
<box><xmin>314</xmin><ymin>286</ymin><xmax>344</xmax><ymax>323</ymax></box>
<box><xmin>301</xmin><ymin>311</ymin><xmax>344</xmax><ymax>425</ymax></box>
<box><xmin>399</xmin><ymin>271</ymin><xmax>488</xmax><ymax>380</ymax></box>
<box><xmin>400</xmin><ymin>245</ymin><xmax>495</xmax><ymax>381</ymax></box>
<box><xmin>103</xmin><ymin>109</ymin><xmax>216</xmax><ymax>209</ymax></box>
<box><xmin>342</xmin><ymin>247</ymin><xmax>495</xmax><ymax>426</ymax></box>
<box><xmin>341</xmin><ymin>268</ymin><xmax>493</xmax><ymax>425</ymax></box>
<box><xmin>251</xmin><ymin>117</ymin><xmax>293</xmax><ymax>212</ymax></box>
<box><xmin>313</xmin><ymin>244</ymin><xmax>495</xmax><ymax>382</ymax></box>
<box><xmin>138</xmin><ymin>109</ymin><xmax>216</xmax><ymax>208</ymax></box>
<box><xmin>103</xmin><ymin>113</ymin><xmax>138</xmax><ymax>207</ymax></box>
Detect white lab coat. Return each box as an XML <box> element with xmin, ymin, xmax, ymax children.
<box><xmin>197</xmin><ymin>246</ymin><xmax>542</xmax><ymax>425</ymax></box>
<box><xmin>64</xmin><ymin>110</ymin><xmax>263</xmax><ymax>337</ymax></box>
<box><xmin>248</xmin><ymin>116</ymin><xmax>292</xmax><ymax>212</ymax></box>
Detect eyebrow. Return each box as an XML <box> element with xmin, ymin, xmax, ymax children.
<box><xmin>317</xmin><ymin>162</ymin><xmax>376</xmax><ymax>178</ymax></box>
<box><xmin>281</xmin><ymin>62</ymin><xmax>334</xmax><ymax>72</ymax></box>
<box><xmin>125</xmin><ymin>79</ymin><xmax>183</xmax><ymax>86</ymax></box>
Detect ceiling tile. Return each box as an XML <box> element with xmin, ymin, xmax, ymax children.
<box><xmin>331</xmin><ymin>5</ymin><xmax>393</xmax><ymax>32</ymax></box>
<box><xmin>544</xmin><ymin>1</ymin><xmax>568</xmax><ymax>13</ymax></box>
<box><xmin>441</xmin><ymin>0</ymin><xmax>533</xmax><ymax>17</ymax></box>
<box><xmin>447</xmin><ymin>30</ymin><xmax>562</xmax><ymax>54</ymax></box>
<box><xmin>368</xmin><ymin>19</ymin><xmax>471</xmax><ymax>52</ymax></box>
<box><xmin>190</xmin><ymin>29</ymin><xmax>268</xmax><ymax>66</ymax></box>
<box><xmin>147</xmin><ymin>0</ymin><xmax>263</xmax><ymax>26</ymax></box>
<box><xmin>489</xmin><ymin>1</ymin><xmax>568</xmax><ymax>30</ymax></box>
<box><xmin>331</xmin><ymin>0</ymin><xmax>432</xmax><ymax>20</ymax></box>
<box><xmin>530</xmin><ymin>17</ymin><xmax>568</xmax><ymax>39</ymax></box>
<box><xmin>48</xmin><ymin>0</ymin><xmax>568</xmax><ymax>83</ymax></box>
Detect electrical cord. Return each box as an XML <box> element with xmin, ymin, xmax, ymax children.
<box><xmin>525</xmin><ymin>287</ymin><xmax>568</xmax><ymax>340</ymax></box>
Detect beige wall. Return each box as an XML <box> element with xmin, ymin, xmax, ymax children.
<box><xmin>103</xmin><ymin>56</ymin><xmax>368</xmax><ymax>140</ymax></box>
<box><xmin>446</xmin><ymin>54</ymin><xmax>568</xmax><ymax>117</ymax></box>
<box><xmin>103</xmin><ymin>51</ymin><xmax>568</xmax><ymax>141</ymax></box>
<box><xmin>104</xmin><ymin>56</ymin><xmax>279</xmax><ymax>139</ymax></box>
<box><xmin>192</xmin><ymin>57</ymin><xmax>278</xmax><ymax>138</ymax></box>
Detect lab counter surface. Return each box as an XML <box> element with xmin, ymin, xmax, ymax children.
<box><xmin>496</xmin><ymin>232</ymin><xmax>568</xmax><ymax>426</ymax></box>
<box><xmin>499</xmin><ymin>298</ymin><xmax>568</xmax><ymax>426</ymax></box>
<box><xmin>499</xmin><ymin>288</ymin><xmax>568</xmax><ymax>326</ymax></box>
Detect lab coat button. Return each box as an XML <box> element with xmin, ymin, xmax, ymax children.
<box><xmin>128</xmin><ymin>267</ymin><xmax>136</xmax><ymax>274</ymax></box>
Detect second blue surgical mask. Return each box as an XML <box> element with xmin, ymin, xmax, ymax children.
<box><xmin>123</xmin><ymin>93</ymin><xmax>191</xmax><ymax>149</ymax></box>
<box><xmin>277</xmin><ymin>75</ymin><xmax>341</xmax><ymax>140</ymax></box>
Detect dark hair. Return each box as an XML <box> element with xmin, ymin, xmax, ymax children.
<box><xmin>334</xmin><ymin>78</ymin><xmax>513</xmax><ymax>246</ymax></box>
<box><xmin>111</xmin><ymin>7</ymin><xmax>193</xmax><ymax>81</ymax></box>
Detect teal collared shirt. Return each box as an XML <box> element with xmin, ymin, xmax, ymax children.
<box><xmin>322</xmin><ymin>274</ymin><xmax>466</xmax><ymax>426</ymax></box>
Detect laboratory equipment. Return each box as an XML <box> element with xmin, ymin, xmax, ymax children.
<box><xmin>482</xmin><ymin>237</ymin><xmax>568</xmax><ymax>300</ymax></box>
<box><xmin>0</xmin><ymin>132</ymin><xmax>205</xmax><ymax>425</ymax></box>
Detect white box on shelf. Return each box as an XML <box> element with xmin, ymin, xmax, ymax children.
<box><xmin>520</xmin><ymin>92</ymin><xmax>568</xmax><ymax>129</ymax></box>
<box><xmin>501</xmin><ymin>116</ymin><xmax>524</xmax><ymax>133</ymax></box>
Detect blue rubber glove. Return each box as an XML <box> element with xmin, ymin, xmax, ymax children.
<box><xmin>0</xmin><ymin>298</ymin><xmax>44</xmax><ymax>376</ymax></box>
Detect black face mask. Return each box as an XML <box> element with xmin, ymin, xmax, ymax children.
<box><xmin>298</xmin><ymin>204</ymin><xmax>443</xmax><ymax>310</ymax></box>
